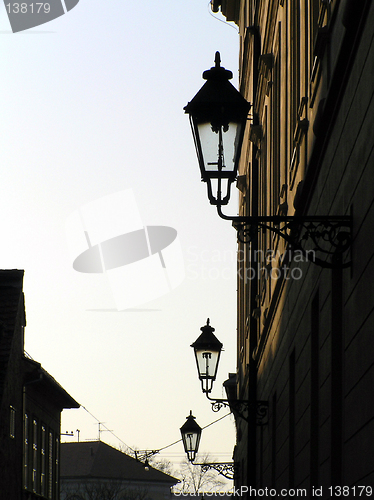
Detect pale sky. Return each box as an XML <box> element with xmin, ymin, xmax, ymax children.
<box><xmin>0</xmin><ymin>0</ymin><xmax>241</xmax><ymax>476</ymax></box>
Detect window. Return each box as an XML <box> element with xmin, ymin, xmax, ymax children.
<box><xmin>55</xmin><ymin>436</ymin><xmax>59</xmax><ymax>499</ymax></box>
<box><xmin>271</xmin><ymin>27</ymin><xmax>281</xmax><ymax>216</ymax></box>
<box><xmin>32</xmin><ymin>418</ymin><xmax>39</xmax><ymax>493</ymax></box>
<box><xmin>310</xmin><ymin>292</ymin><xmax>320</xmax><ymax>487</ymax></box>
<box><xmin>290</xmin><ymin>0</ymin><xmax>301</xmax><ymax>168</ymax></box>
<box><xmin>271</xmin><ymin>392</ymin><xmax>277</xmax><ymax>487</ymax></box>
<box><xmin>48</xmin><ymin>431</ymin><xmax>53</xmax><ymax>499</ymax></box>
<box><xmin>289</xmin><ymin>350</ymin><xmax>296</xmax><ymax>487</ymax></box>
<box><xmin>310</xmin><ymin>0</ymin><xmax>320</xmax><ymax>74</ymax></box>
<box><xmin>10</xmin><ymin>406</ymin><xmax>16</xmax><ymax>439</ymax></box>
<box><xmin>41</xmin><ymin>425</ymin><xmax>47</xmax><ymax>496</ymax></box>
<box><xmin>23</xmin><ymin>413</ymin><xmax>29</xmax><ymax>489</ymax></box>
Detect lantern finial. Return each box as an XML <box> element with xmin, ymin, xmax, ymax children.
<box><xmin>215</xmin><ymin>51</ymin><xmax>221</xmax><ymax>67</ymax></box>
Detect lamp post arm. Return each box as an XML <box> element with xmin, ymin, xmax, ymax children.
<box><xmin>194</xmin><ymin>462</ymin><xmax>239</xmax><ymax>480</ymax></box>
<box><xmin>216</xmin><ymin>204</ymin><xmax>352</xmax><ymax>268</ymax></box>
<box><xmin>205</xmin><ymin>391</ymin><xmax>268</xmax><ymax>425</ymax></box>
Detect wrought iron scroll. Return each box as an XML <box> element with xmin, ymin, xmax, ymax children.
<box><xmin>197</xmin><ymin>462</ymin><xmax>239</xmax><ymax>480</ymax></box>
<box><xmin>207</xmin><ymin>396</ymin><xmax>269</xmax><ymax>425</ymax></box>
<box><xmin>231</xmin><ymin>215</ymin><xmax>352</xmax><ymax>268</ymax></box>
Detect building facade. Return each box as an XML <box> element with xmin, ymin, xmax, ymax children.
<box><xmin>0</xmin><ymin>269</ymin><xmax>79</xmax><ymax>500</ymax></box>
<box><xmin>213</xmin><ymin>0</ymin><xmax>374</xmax><ymax>494</ymax></box>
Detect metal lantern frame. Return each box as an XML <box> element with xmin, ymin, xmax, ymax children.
<box><xmin>190</xmin><ymin>319</ymin><xmax>223</xmax><ymax>395</ymax></box>
<box><xmin>180</xmin><ymin>411</ymin><xmax>202</xmax><ymax>463</ymax></box>
<box><xmin>184</xmin><ymin>52</ymin><xmax>251</xmax><ymax>206</ymax></box>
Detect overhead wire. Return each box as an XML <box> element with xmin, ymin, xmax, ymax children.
<box><xmin>80</xmin><ymin>405</ymin><xmax>135</xmax><ymax>455</ymax></box>
<box><xmin>79</xmin><ymin>405</ymin><xmax>232</xmax><ymax>457</ymax></box>
<box><xmin>158</xmin><ymin>412</ymin><xmax>232</xmax><ymax>452</ymax></box>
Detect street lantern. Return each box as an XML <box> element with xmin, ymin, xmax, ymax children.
<box><xmin>184</xmin><ymin>51</ymin><xmax>251</xmax><ymax>206</ymax></box>
<box><xmin>180</xmin><ymin>411</ymin><xmax>238</xmax><ymax>479</ymax></box>
<box><xmin>180</xmin><ymin>411</ymin><xmax>202</xmax><ymax>462</ymax></box>
<box><xmin>191</xmin><ymin>319</ymin><xmax>223</xmax><ymax>394</ymax></box>
<box><xmin>184</xmin><ymin>53</ymin><xmax>351</xmax><ymax>267</ymax></box>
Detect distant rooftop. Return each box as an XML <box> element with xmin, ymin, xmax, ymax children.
<box><xmin>60</xmin><ymin>441</ymin><xmax>179</xmax><ymax>485</ymax></box>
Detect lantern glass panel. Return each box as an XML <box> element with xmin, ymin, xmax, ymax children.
<box><xmin>195</xmin><ymin>348</ymin><xmax>220</xmax><ymax>381</ymax></box>
<box><xmin>182</xmin><ymin>430</ymin><xmax>200</xmax><ymax>457</ymax></box>
<box><xmin>197</xmin><ymin>121</ymin><xmax>242</xmax><ymax>175</ymax></box>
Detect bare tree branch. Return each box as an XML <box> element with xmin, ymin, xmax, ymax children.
<box><xmin>172</xmin><ymin>454</ymin><xmax>227</xmax><ymax>494</ymax></box>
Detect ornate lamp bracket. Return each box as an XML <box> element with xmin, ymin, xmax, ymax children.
<box><xmin>196</xmin><ymin>461</ymin><xmax>239</xmax><ymax>480</ymax></box>
<box><xmin>207</xmin><ymin>396</ymin><xmax>269</xmax><ymax>425</ymax></box>
<box><xmin>217</xmin><ymin>205</ymin><xmax>352</xmax><ymax>269</ymax></box>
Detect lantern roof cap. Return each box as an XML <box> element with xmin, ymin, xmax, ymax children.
<box><xmin>180</xmin><ymin>410</ymin><xmax>202</xmax><ymax>434</ymax></box>
<box><xmin>184</xmin><ymin>52</ymin><xmax>251</xmax><ymax>119</ymax></box>
<box><xmin>190</xmin><ymin>319</ymin><xmax>223</xmax><ymax>351</ymax></box>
